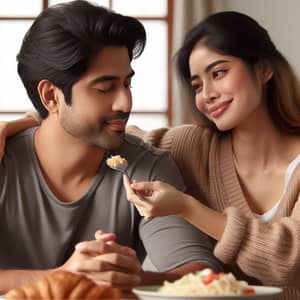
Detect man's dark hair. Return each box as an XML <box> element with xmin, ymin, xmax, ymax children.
<box><xmin>17</xmin><ymin>0</ymin><xmax>146</xmax><ymax>118</ymax></box>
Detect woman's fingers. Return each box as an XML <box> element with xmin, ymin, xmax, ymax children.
<box><xmin>0</xmin><ymin>122</ymin><xmax>8</xmax><ymax>162</ymax></box>
<box><xmin>123</xmin><ymin>175</ymin><xmax>150</xmax><ymax>207</ymax></box>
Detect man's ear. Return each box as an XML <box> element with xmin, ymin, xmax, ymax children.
<box><xmin>256</xmin><ymin>59</ymin><xmax>274</xmax><ymax>84</ymax></box>
<box><xmin>37</xmin><ymin>80</ymin><xmax>61</xmax><ymax>113</ymax></box>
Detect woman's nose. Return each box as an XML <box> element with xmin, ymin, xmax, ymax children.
<box><xmin>195</xmin><ymin>82</ymin><xmax>219</xmax><ymax>113</ymax></box>
<box><xmin>201</xmin><ymin>82</ymin><xmax>218</xmax><ymax>103</ymax></box>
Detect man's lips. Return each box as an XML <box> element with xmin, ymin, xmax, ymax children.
<box><xmin>208</xmin><ymin>100</ymin><xmax>232</xmax><ymax>118</ymax></box>
<box><xmin>105</xmin><ymin>119</ymin><xmax>127</xmax><ymax>131</ymax></box>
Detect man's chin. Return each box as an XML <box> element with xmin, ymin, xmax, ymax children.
<box><xmin>94</xmin><ymin>131</ymin><xmax>125</xmax><ymax>150</ymax></box>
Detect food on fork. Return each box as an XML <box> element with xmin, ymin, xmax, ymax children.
<box><xmin>5</xmin><ymin>270</ymin><xmax>121</xmax><ymax>299</ymax></box>
<box><xmin>106</xmin><ymin>155</ymin><xmax>128</xmax><ymax>169</ymax></box>
<box><xmin>158</xmin><ymin>268</ymin><xmax>255</xmax><ymax>295</ymax></box>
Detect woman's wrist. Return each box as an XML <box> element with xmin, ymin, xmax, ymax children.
<box><xmin>179</xmin><ymin>194</ymin><xmax>199</xmax><ymax>219</ymax></box>
<box><xmin>24</xmin><ymin>111</ymin><xmax>41</xmax><ymax>125</ymax></box>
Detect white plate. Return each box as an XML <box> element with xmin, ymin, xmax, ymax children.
<box><xmin>133</xmin><ymin>285</ymin><xmax>282</xmax><ymax>300</ymax></box>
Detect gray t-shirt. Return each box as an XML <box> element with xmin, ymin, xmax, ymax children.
<box><xmin>0</xmin><ymin>127</ymin><xmax>221</xmax><ymax>271</ymax></box>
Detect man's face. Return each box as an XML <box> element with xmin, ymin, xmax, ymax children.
<box><xmin>59</xmin><ymin>46</ymin><xmax>134</xmax><ymax>150</ymax></box>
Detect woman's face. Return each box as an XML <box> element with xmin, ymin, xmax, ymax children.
<box><xmin>189</xmin><ymin>45</ymin><xmax>267</xmax><ymax>131</ymax></box>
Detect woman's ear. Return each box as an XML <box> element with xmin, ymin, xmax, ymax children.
<box><xmin>37</xmin><ymin>80</ymin><xmax>61</xmax><ymax>113</ymax></box>
<box><xmin>256</xmin><ymin>59</ymin><xmax>274</xmax><ymax>84</ymax></box>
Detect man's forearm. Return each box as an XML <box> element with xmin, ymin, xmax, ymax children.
<box><xmin>0</xmin><ymin>269</ymin><xmax>52</xmax><ymax>294</ymax></box>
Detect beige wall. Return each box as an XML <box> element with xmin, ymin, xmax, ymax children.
<box><xmin>210</xmin><ymin>0</ymin><xmax>300</xmax><ymax>77</ymax></box>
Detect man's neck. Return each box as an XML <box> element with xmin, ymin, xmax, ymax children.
<box><xmin>33</xmin><ymin>121</ymin><xmax>105</xmax><ymax>202</ymax></box>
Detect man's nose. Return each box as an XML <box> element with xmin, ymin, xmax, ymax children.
<box><xmin>112</xmin><ymin>89</ymin><xmax>132</xmax><ymax>112</ymax></box>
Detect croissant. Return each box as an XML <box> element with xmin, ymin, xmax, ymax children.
<box><xmin>5</xmin><ymin>270</ymin><xmax>121</xmax><ymax>299</ymax></box>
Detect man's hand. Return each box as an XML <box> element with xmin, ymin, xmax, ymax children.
<box><xmin>61</xmin><ymin>231</ymin><xmax>141</xmax><ymax>289</ymax></box>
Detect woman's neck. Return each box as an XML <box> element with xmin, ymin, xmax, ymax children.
<box><xmin>232</xmin><ymin>121</ymin><xmax>299</xmax><ymax>172</ymax></box>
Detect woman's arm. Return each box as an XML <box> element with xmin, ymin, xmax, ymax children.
<box><xmin>0</xmin><ymin>112</ymin><xmax>40</xmax><ymax>160</ymax></box>
<box><xmin>123</xmin><ymin>176</ymin><xmax>226</xmax><ymax>240</ymax></box>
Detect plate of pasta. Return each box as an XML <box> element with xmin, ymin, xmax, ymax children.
<box><xmin>133</xmin><ymin>269</ymin><xmax>282</xmax><ymax>300</ymax></box>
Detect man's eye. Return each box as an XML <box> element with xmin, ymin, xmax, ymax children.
<box><xmin>125</xmin><ymin>81</ymin><xmax>133</xmax><ymax>89</ymax></box>
<box><xmin>95</xmin><ymin>84</ymin><xmax>113</xmax><ymax>93</ymax></box>
<box><xmin>96</xmin><ymin>88</ymin><xmax>111</xmax><ymax>94</ymax></box>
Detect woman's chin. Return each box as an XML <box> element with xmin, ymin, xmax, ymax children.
<box><xmin>215</xmin><ymin>122</ymin><xmax>233</xmax><ymax>132</ymax></box>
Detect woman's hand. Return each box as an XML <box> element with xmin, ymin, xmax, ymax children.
<box><xmin>123</xmin><ymin>175</ymin><xmax>190</xmax><ymax>219</ymax></box>
<box><xmin>0</xmin><ymin>113</ymin><xmax>41</xmax><ymax>162</ymax></box>
<box><xmin>0</xmin><ymin>121</ymin><xmax>8</xmax><ymax>162</ymax></box>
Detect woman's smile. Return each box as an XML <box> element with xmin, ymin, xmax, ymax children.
<box><xmin>207</xmin><ymin>100</ymin><xmax>233</xmax><ymax>118</ymax></box>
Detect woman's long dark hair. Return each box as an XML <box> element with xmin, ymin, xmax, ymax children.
<box><xmin>176</xmin><ymin>11</ymin><xmax>300</xmax><ymax>134</ymax></box>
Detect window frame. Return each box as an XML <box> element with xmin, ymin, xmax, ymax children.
<box><xmin>0</xmin><ymin>0</ymin><xmax>173</xmax><ymax>126</ymax></box>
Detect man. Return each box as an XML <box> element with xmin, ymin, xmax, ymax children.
<box><xmin>0</xmin><ymin>0</ymin><xmax>221</xmax><ymax>294</ymax></box>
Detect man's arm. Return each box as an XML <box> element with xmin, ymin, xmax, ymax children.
<box><xmin>0</xmin><ymin>234</ymin><xmax>141</xmax><ymax>294</ymax></box>
<box><xmin>140</xmin><ymin>262</ymin><xmax>213</xmax><ymax>285</ymax></box>
<box><xmin>0</xmin><ymin>270</ymin><xmax>52</xmax><ymax>295</ymax></box>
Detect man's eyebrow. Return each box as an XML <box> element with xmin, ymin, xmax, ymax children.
<box><xmin>91</xmin><ymin>70</ymin><xmax>135</xmax><ymax>84</ymax></box>
<box><xmin>190</xmin><ymin>60</ymin><xmax>229</xmax><ymax>83</ymax></box>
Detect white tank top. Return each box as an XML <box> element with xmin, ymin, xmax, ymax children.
<box><xmin>254</xmin><ymin>154</ymin><xmax>300</xmax><ymax>223</ymax></box>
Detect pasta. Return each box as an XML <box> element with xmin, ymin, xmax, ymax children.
<box><xmin>158</xmin><ymin>268</ymin><xmax>255</xmax><ymax>295</ymax></box>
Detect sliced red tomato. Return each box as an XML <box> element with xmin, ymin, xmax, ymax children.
<box><xmin>242</xmin><ymin>288</ymin><xmax>255</xmax><ymax>295</ymax></box>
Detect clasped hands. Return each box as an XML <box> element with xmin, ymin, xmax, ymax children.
<box><xmin>61</xmin><ymin>230</ymin><xmax>141</xmax><ymax>290</ymax></box>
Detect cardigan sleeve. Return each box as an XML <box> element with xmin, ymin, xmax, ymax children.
<box><xmin>214</xmin><ymin>201</ymin><xmax>300</xmax><ymax>287</ymax></box>
<box><xmin>128</xmin><ymin>124</ymin><xmax>300</xmax><ymax>289</ymax></box>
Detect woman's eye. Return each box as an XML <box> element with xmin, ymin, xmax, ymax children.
<box><xmin>191</xmin><ymin>84</ymin><xmax>202</xmax><ymax>93</ymax></box>
<box><xmin>212</xmin><ymin>69</ymin><xmax>227</xmax><ymax>79</ymax></box>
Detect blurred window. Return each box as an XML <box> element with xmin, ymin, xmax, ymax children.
<box><xmin>0</xmin><ymin>0</ymin><xmax>172</xmax><ymax>130</ymax></box>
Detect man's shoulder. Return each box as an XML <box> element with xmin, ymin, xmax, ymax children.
<box><xmin>4</xmin><ymin>128</ymin><xmax>36</xmax><ymax>164</ymax></box>
<box><xmin>115</xmin><ymin>133</ymin><xmax>183</xmax><ymax>187</ymax></box>
<box><xmin>7</xmin><ymin>127</ymin><xmax>36</xmax><ymax>147</ymax></box>
<box><xmin>124</xmin><ymin>133</ymin><xmax>168</xmax><ymax>156</ymax></box>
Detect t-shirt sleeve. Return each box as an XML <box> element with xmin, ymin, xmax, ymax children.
<box><xmin>138</xmin><ymin>152</ymin><xmax>222</xmax><ymax>272</ymax></box>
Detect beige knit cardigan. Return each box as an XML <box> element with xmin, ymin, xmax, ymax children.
<box><xmin>127</xmin><ymin>124</ymin><xmax>300</xmax><ymax>300</ymax></box>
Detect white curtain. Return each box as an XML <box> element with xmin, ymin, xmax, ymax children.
<box><xmin>171</xmin><ymin>0</ymin><xmax>213</xmax><ymax>126</ymax></box>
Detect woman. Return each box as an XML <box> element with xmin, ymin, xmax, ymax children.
<box><xmin>1</xmin><ymin>11</ymin><xmax>299</xmax><ymax>299</ymax></box>
<box><xmin>124</xmin><ymin>11</ymin><xmax>300</xmax><ymax>299</ymax></box>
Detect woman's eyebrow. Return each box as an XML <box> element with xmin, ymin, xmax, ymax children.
<box><xmin>205</xmin><ymin>60</ymin><xmax>228</xmax><ymax>73</ymax></box>
<box><xmin>190</xmin><ymin>60</ymin><xmax>229</xmax><ymax>83</ymax></box>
